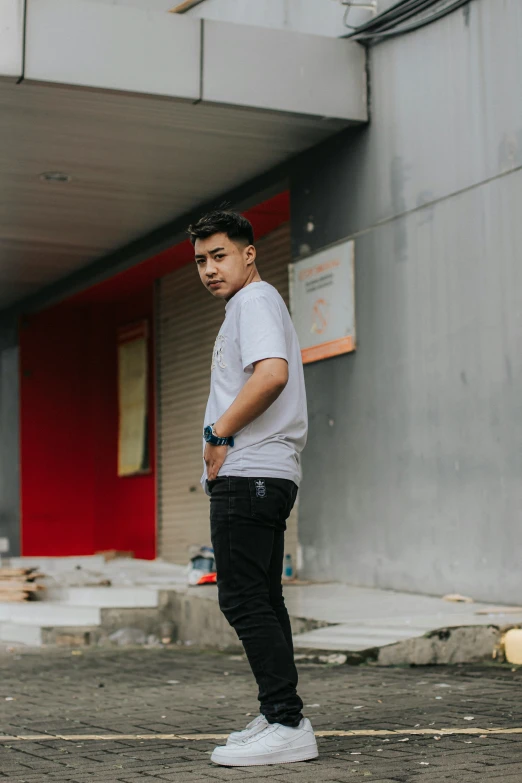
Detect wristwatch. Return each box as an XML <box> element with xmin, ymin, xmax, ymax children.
<box><xmin>203</xmin><ymin>424</ymin><xmax>235</xmax><ymax>448</ymax></box>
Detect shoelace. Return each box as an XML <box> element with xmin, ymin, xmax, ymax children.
<box><xmin>244</xmin><ymin>716</ymin><xmax>263</xmax><ymax>731</ymax></box>
<box><xmin>241</xmin><ymin>723</ymin><xmax>273</xmax><ymax>744</ymax></box>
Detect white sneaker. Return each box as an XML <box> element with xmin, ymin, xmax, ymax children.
<box><xmin>211</xmin><ymin>718</ymin><xmax>318</xmax><ymax>766</ymax></box>
<box><xmin>227</xmin><ymin>715</ymin><xmax>268</xmax><ymax>745</ymax></box>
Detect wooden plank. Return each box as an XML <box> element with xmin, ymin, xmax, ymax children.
<box><xmin>0</xmin><ymin>582</ymin><xmax>43</xmax><ymax>592</ymax></box>
<box><xmin>169</xmin><ymin>0</ymin><xmax>207</xmax><ymax>13</ymax></box>
<box><xmin>0</xmin><ymin>592</ymin><xmax>29</xmax><ymax>602</ymax></box>
<box><xmin>0</xmin><ymin>568</ymin><xmax>36</xmax><ymax>577</ymax></box>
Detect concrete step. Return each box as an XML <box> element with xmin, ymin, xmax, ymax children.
<box><xmin>8</xmin><ymin>555</ymin><xmax>107</xmax><ymax>572</ymax></box>
<box><xmin>0</xmin><ymin>602</ymin><xmax>100</xmax><ymax>626</ymax></box>
<box><xmin>2</xmin><ymin>574</ymin><xmax>520</xmax><ymax>666</ymax></box>
<box><xmin>294</xmin><ymin>624</ymin><xmax>427</xmax><ymax>651</ymax></box>
<box><xmin>45</xmin><ymin>587</ymin><xmax>159</xmax><ymax>608</ymax></box>
<box><xmin>0</xmin><ymin>590</ymin><xmax>160</xmax><ymax>645</ymax></box>
<box><xmin>0</xmin><ymin>623</ymin><xmax>43</xmax><ymax>646</ymax></box>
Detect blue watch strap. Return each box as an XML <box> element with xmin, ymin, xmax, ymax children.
<box><xmin>204</xmin><ymin>425</ymin><xmax>234</xmax><ymax>448</ymax></box>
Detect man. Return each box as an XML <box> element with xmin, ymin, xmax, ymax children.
<box><xmin>188</xmin><ymin>210</ymin><xmax>318</xmax><ymax>767</ymax></box>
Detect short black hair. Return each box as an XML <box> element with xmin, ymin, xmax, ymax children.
<box><xmin>187</xmin><ymin>210</ymin><xmax>254</xmax><ymax>247</ymax></box>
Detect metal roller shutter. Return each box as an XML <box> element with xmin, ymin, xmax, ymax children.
<box><xmin>157</xmin><ymin>223</ymin><xmax>298</xmax><ymax>568</ymax></box>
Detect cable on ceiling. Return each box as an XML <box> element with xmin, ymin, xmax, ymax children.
<box><xmin>343</xmin><ymin>0</ymin><xmax>473</xmax><ymax>44</ymax></box>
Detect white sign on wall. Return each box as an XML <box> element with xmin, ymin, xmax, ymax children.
<box><xmin>289</xmin><ymin>239</ymin><xmax>355</xmax><ymax>364</ymax></box>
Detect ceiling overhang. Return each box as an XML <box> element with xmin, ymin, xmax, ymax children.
<box><xmin>0</xmin><ymin>0</ymin><xmax>367</xmax><ymax>316</ymax></box>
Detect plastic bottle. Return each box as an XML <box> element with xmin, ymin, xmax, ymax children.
<box><xmin>284</xmin><ymin>554</ymin><xmax>294</xmax><ymax>580</ymax></box>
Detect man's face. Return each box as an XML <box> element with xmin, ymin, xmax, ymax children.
<box><xmin>195</xmin><ymin>232</ymin><xmax>256</xmax><ymax>300</ymax></box>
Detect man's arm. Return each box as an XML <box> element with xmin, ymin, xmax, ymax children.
<box><xmin>204</xmin><ymin>358</ymin><xmax>288</xmax><ymax>481</ymax></box>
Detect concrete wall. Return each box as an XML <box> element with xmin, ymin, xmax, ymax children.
<box><xmin>83</xmin><ymin>0</ymin><xmax>358</xmax><ymax>36</ymax></box>
<box><xmin>25</xmin><ymin>1</ymin><xmax>366</xmax><ymax>122</ymax></box>
<box><xmin>0</xmin><ymin>327</ymin><xmax>20</xmax><ymax>557</ymax></box>
<box><xmin>291</xmin><ymin>0</ymin><xmax>522</xmax><ymax>603</ymax></box>
<box><xmin>0</xmin><ymin>0</ymin><xmax>24</xmax><ymax>79</ymax></box>
<box><xmin>182</xmin><ymin>0</ymin><xmax>355</xmax><ymax>36</ymax></box>
<box><xmin>83</xmin><ymin>0</ymin><xmax>386</xmax><ymax>36</ymax></box>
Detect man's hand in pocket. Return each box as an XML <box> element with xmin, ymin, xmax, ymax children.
<box><xmin>204</xmin><ymin>443</ymin><xmax>228</xmax><ymax>481</ymax></box>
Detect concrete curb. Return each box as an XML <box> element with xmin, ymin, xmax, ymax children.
<box><xmin>295</xmin><ymin>624</ymin><xmax>522</xmax><ymax>666</ymax></box>
<box><xmin>40</xmin><ymin>588</ymin><xmax>331</xmax><ymax>651</ymax></box>
<box><xmin>34</xmin><ymin>588</ymin><xmax>522</xmax><ymax>667</ymax></box>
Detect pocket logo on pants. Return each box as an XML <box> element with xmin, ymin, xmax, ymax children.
<box><xmin>255</xmin><ymin>480</ymin><xmax>267</xmax><ymax>498</ymax></box>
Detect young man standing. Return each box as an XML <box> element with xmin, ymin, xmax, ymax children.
<box><xmin>188</xmin><ymin>210</ymin><xmax>318</xmax><ymax>767</ymax></box>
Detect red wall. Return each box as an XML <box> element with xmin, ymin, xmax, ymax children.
<box><xmin>20</xmin><ymin>290</ymin><xmax>156</xmax><ymax>559</ymax></box>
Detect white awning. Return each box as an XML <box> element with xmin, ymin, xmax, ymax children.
<box><xmin>0</xmin><ymin>0</ymin><xmax>367</xmax><ymax>310</ymax></box>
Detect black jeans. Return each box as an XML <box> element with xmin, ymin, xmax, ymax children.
<box><xmin>208</xmin><ymin>476</ymin><xmax>304</xmax><ymax>728</ymax></box>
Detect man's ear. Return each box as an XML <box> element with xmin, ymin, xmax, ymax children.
<box><xmin>245</xmin><ymin>244</ymin><xmax>257</xmax><ymax>266</ymax></box>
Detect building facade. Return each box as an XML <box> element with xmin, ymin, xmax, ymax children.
<box><xmin>290</xmin><ymin>0</ymin><xmax>522</xmax><ymax>604</ymax></box>
<box><xmin>0</xmin><ymin>0</ymin><xmax>520</xmax><ymax>604</ymax></box>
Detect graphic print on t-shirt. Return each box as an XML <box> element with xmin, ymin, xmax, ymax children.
<box><xmin>211</xmin><ymin>334</ymin><xmax>227</xmax><ymax>371</ymax></box>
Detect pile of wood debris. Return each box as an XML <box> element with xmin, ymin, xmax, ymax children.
<box><xmin>0</xmin><ymin>567</ymin><xmax>45</xmax><ymax>602</ymax></box>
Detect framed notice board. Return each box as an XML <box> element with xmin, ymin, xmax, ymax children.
<box><xmin>289</xmin><ymin>240</ymin><xmax>356</xmax><ymax>364</ymax></box>
<box><xmin>117</xmin><ymin>320</ymin><xmax>150</xmax><ymax>477</ymax></box>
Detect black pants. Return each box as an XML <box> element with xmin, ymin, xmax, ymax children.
<box><xmin>208</xmin><ymin>476</ymin><xmax>304</xmax><ymax>728</ymax></box>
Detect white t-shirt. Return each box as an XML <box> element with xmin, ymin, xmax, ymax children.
<box><xmin>202</xmin><ymin>281</ymin><xmax>308</xmax><ymax>487</ymax></box>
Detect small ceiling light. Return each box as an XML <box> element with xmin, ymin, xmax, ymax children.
<box><xmin>40</xmin><ymin>171</ymin><xmax>72</xmax><ymax>183</ymax></box>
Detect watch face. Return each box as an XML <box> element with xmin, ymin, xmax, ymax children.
<box><xmin>204</xmin><ymin>426</ymin><xmax>212</xmax><ymax>442</ymax></box>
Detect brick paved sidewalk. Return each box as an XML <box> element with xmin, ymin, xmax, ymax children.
<box><xmin>0</xmin><ymin>647</ymin><xmax>521</xmax><ymax>782</ymax></box>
